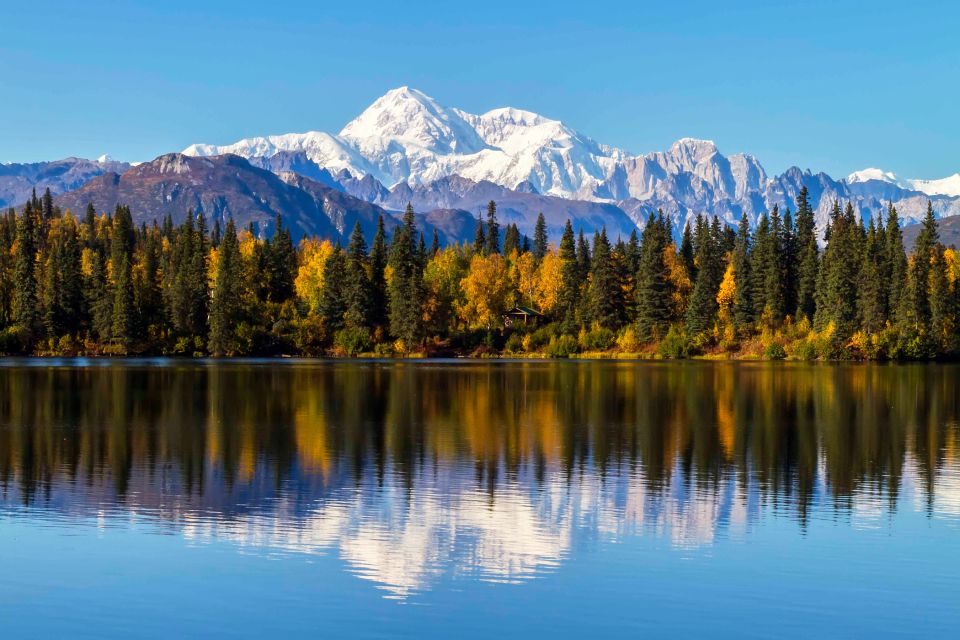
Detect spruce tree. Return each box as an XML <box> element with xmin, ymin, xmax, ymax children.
<box><xmin>557</xmin><ymin>221</ymin><xmax>579</xmax><ymax>333</ymax></box>
<box><xmin>318</xmin><ymin>243</ymin><xmax>347</xmax><ymax>336</ymax></box>
<box><xmin>344</xmin><ymin>222</ymin><xmax>373</xmax><ymax>332</ymax></box>
<box><xmin>485</xmin><ymin>200</ymin><xmax>500</xmax><ymax>255</ymax></box>
<box><xmin>907</xmin><ymin>202</ymin><xmax>938</xmax><ymax>332</ymax></box>
<box><xmin>369</xmin><ymin>215</ymin><xmax>389</xmax><ymax>330</ymax></box>
<box><xmin>503</xmin><ymin>223</ymin><xmax>520</xmax><ymax>256</ymax></box>
<box><xmin>883</xmin><ymin>204</ymin><xmax>907</xmax><ymax>323</ymax></box>
<box><xmin>858</xmin><ymin>220</ymin><xmax>886</xmax><ymax>334</ymax></box>
<box><xmin>473</xmin><ymin>216</ymin><xmax>486</xmax><ymax>255</ymax></box>
<box><xmin>533</xmin><ymin>213</ymin><xmax>548</xmax><ymax>261</ymax></box>
<box><xmin>588</xmin><ymin>228</ymin><xmax>623</xmax><ymax>329</ymax></box>
<box><xmin>13</xmin><ymin>204</ymin><xmax>38</xmax><ymax>342</ymax></box>
<box><xmin>793</xmin><ymin>187</ymin><xmax>819</xmax><ymax>321</ymax></box>
<box><xmin>111</xmin><ymin>253</ymin><xmax>134</xmax><ymax>349</ymax></box>
<box><xmin>208</xmin><ymin>219</ymin><xmax>242</xmax><ymax>356</ymax></box>
<box><xmin>685</xmin><ymin>217</ymin><xmax>723</xmax><ymax>335</ymax></box>
<box><xmin>635</xmin><ymin>212</ymin><xmax>673</xmax><ymax>341</ymax></box>
<box><xmin>388</xmin><ymin>204</ymin><xmax>424</xmax><ymax>347</ymax></box>
<box><xmin>732</xmin><ymin>214</ymin><xmax>753</xmax><ymax>332</ymax></box>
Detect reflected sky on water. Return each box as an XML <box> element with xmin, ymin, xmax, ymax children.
<box><xmin>0</xmin><ymin>360</ymin><xmax>958</xmax><ymax>637</ymax></box>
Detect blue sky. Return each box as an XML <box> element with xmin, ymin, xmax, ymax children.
<box><xmin>1</xmin><ymin>0</ymin><xmax>958</xmax><ymax>178</ymax></box>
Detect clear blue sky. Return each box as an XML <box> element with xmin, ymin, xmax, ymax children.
<box><xmin>2</xmin><ymin>0</ymin><xmax>958</xmax><ymax>179</ymax></box>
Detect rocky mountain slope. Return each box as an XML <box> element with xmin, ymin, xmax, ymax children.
<box><xmin>1</xmin><ymin>156</ymin><xmax>130</xmax><ymax>208</ymax></box>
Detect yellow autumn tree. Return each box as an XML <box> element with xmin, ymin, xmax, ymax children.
<box><xmin>294</xmin><ymin>238</ymin><xmax>335</xmax><ymax>315</ymax></box>
<box><xmin>459</xmin><ymin>253</ymin><xmax>512</xmax><ymax>329</ymax></box>
<box><xmin>716</xmin><ymin>261</ymin><xmax>736</xmax><ymax>333</ymax></box>
<box><xmin>535</xmin><ymin>249</ymin><xmax>563</xmax><ymax>314</ymax></box>
<box><xmin>423</xmin><ymin>246</ymin><xmax>468</xmax><ymax>333</ymax></box>
<box><xmin>664</xmin><ymin>242</ymin><xmax>692</xmax><ymax>317</ymax></box>
<box><xmin>512</xmin><ymin>250</ymin><xmax>538</xmax><ymax>307</ymax></box>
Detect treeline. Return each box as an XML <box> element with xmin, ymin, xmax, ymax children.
<box><xmin>1</xmin><ymin>188</ymin><xmax>957</xmax><ymax>358</ymax></box>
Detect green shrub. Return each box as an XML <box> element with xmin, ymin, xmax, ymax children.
<box><xmin>580</xmin><ymin>326</ymin><xmax>616</xmax><ymax>351</ymax></box>
<box><xmin>791</xmin><ymin>339</ymin><xmax>818</xmax><ymax>361</ymax></box>
<box><xmin>334</xmin><ymin>327</ymin><xmax>372</xmax><ymax>356</ymax></box>
<box><xmin>504</xmin><ymin>332</ymin><xmax>524</xmax><ymax>353</ymax></box>
<box><xmin>764</xmin><ymin>342</ymin><xmax>787</xmax><ymax>360</ymax></box>
<box><xmin>545</xmin><ymin>334</ymin><xmax>579</xmax><ymax>358</ymax></box>
<box><xmin>658</xmin><ymin>325</ymin><xmax>690</xmax><ymax>359</ymax></box>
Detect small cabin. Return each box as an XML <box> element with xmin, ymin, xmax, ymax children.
<box><xmin>503</xmin><ymin>306</ymin><xmax>543</xmax><ymax>327</ymax></box>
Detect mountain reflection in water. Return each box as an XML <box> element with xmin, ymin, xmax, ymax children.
<box><xmin>1</xmin><ymin>360</ymin><xmax>958</xmax><ymax>599</ymax></box>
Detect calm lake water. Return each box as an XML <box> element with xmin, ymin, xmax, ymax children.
<box><xmin>0</xmin><ymin>359</ymin><xmax>958</xmax><ymax>638</ymax></box>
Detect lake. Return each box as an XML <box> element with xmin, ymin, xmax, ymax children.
<box><xmin>0</xmin><ymin>359</ymin><xmax>958</xmax><ymax>638</ymax></box>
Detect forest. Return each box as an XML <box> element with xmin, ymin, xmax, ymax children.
<box><xmin>0</xmin><ymin>186</ymin><xmax>956</xmax><ymax>359</ymax></box>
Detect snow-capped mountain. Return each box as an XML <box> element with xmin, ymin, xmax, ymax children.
<box><xmin>183</xmin><ymin>86</ymin><xmax>960</xmax><ymax>237</ymax></box>
<box><xmin>848</xmin><ymin>168</ymin><xmax>960</xmax><ymax>198</ymax></box>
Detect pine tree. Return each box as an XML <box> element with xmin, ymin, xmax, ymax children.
<box><xmin>884</xmin><ymin>203</ymin><xmax>908</xmax><ymax>323</ymax></box>
<box><xmin>576</xmin><ymin>229</ymin><xmax>591</xmax><ymax>283</ymax></box>
<box><xmin>13</xmin><ymin>204</ymin><xmax>38</xmax><ymax>342</ymax></box>
<box><xmin>858</xmin><ymin>220</ymin><xmax>886</xmax><ymax>334</ymax></box>
<box><xmin>388</xmin><ymin>204</ymin><xmax>424</xmax><ymax>347</ymax></box>
<box><xmin>588</xmin><ymin>228</ymin><xmax>623</xmax><ymax>329</ymax></box>
<box><xmin>679</xmin><ymin>222</ymin><xmax>695</xmax><ymax>282</ymax></box>
<box><xmin>485</xmin><ymin>200</ymin><xmax>500</xmax><ymax>255</ymax></box>
<box><xmin>625</xmin><ymin>228</ymin><xmax>641</xmax><ymax>275</ymax></box>
<box><xmin>87</xmin><ymin>248</ymin><xmax>113</xmax><ymax>341</ymax></box>
<box><xmin>208</xmin><ymin>219</ymin><xmax>242</xmax><ymax>356</ymax></box>
<box><xmin>344</xmin><ymin>222</ymin><xmax>373</xmax><ymax>332</ymax></box>
<box><xmin>907</xmin><ymin>202</ymin><xmax>938</xmax><ymax>332</ymax></box>
<box><xmin>318</xmin><ymin>243</ymin><xmax>347</xmax><ymax>336</ymax></box>
<box><xmin>267</xmin><ymin>214</ymin><xmax>296</xmax><ymax>302</ymax></box>
<box><xmin>503</xmin><ymin>223</ymin><xmax>520</xmax><ymax>256</ymax></box>
<box><xmin>473</xmin><ymin>215</ymin><xmax>486</xmax><ymax>255</ymax></box>
<box><xmin>557</xmin><ymin>221</ymin><xmax>579</xmax><ymax>332</ymax></box>
<box><xmin>111</xmin><ymin>253</ymin><xmax>134</xmax><ymax>349</ymax></box>
<box><xmin>814</xmin><ymin>201</ymin><xmax>860</xmax><ymax>340</ymax></box>
<box><xmin>635</xmin><ymin>212</ymin><xmax>673</xmax><ymax>341</ymax></box>
<box><xmin>430</xmin><ymin>228</ymin><xmax>440</xmax><ymax>257</ymax></box>
<box><xmin>685</xmin><ymin>217</ymin><xmax>723</xmax><ymax>334</ymax></box>
<box><xmin>533</xmin><ymin>213</ymin><xmax>548</xmax><ymax>261</ymax></box>
<box><xmin>369</xmin><ymin>215</ymin><xmax>389</xmax><ymax>330</ymax></box>
<box><xmin>732</xmin><ymin>214</ymin><xmax>753</xmax><ymax>332</ymax></box>
<box><xmin>794</xmin><ymin>187</ymin><xmax>818</xmax><ymax>321</ymax></box>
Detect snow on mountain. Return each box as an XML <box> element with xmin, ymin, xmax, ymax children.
<box><xmin>847</xmin><ymin>168</ymin><xmax>960</xmax><ymax>198</ymax></box>
<box><xmin>183</xmin><ymin>87</ymin><xmax>960</xmax><ymax>236</ymax></box>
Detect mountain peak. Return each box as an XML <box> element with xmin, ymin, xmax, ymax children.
<box><xmin>669</xmin><ymin>137</ymin><xmax>718</xmax><ymax>158</ymax></box>
<box><xmin>339</xmin><ymin>87</ymin><xmax>487</xmax><ymax>155</ymax></box>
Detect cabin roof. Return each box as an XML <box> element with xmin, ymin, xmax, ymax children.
<box><xmin>505</xmin><ymin>305</ymin><xmax>542</xmax><ymax>316</ymax></box>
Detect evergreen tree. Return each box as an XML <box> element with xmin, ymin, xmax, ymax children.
<box><xmin>13</xmin><ymin>204</ymin><xmax>38</xmax><ymax>341</ymax></box>
<box><xmin>430</xmin><ymin>228</ymin><xmax>440</xmax><ymax>257</ymax></box>
<box><xmin>794</xmin><ymin>187</ymin><xmax>819</xmax><ymax>321</ymax></box>
<box><xmin>635</xmin><ymin>212</ymin><xmax>673</xmax><ymax>341</ymax></box>
<box><xmin>685</xmin><ymin>217</ymin><xmax>723</xmax><ymax>334</ymax></box>
<box><xmin>267</xmin><ymin>214</ymin><xmax>297</xmax><ymax>302</ymax></box>
<box><xmin>907</xmin><ymin>202</ymin><xmax>938</xmax><ymax>332</ymax></box>
<box><xmin>111</xmin><ymin>253</ymin><xmax>134</xmax><ymax>349</ymax></box>
<box><xmin>588</xmin><ymin>228</ymin><xmax>623</xmax><ymax>329</ymax></box>
<box><xmin>533</xmin><ymin>213</ymin><xmax>548</xmax><ymax>261</ymax></box>
<box><xmin>388</xmin><ymin>204</ymin><xmax>424</xmax><ymax>347</ymax></box>
<box><xmin>369</xmin><ymin>215</ymin><xmax>389</xmax><ymax>330</ymax></box>
<box><xmin>344</xmin><ymin>222</ymin><xmax>373</xmax><ymax>332</ymax></box>
<box><xmin>208</xmin><ymin>219</ymin><xmax>242</xmax><ymax>356</ymax></box>
<box><xmin>318</xmin><ymin>243</ymin><xmax>347</xmax><ymax>336</ymax></box>
<box><xmin>503</xmin><ymin>223</ymin><xmax>520</xmax><ymax>256</ymax></box>
<box><xmin>576</xmin><ymin>229</ymin><xmax>591</xmax><ymax>282</ymax></box>
<box><xmin>884</xmin><ymin>203</ymin><xmax>908</xmax><ymax>322</ymax></box>
<box><xmin>624</xmin><ymin>228</ymin><xmax>641</xmax><ymax>275</ymax></box>
<box><xmin>87</xmin><ymin>248</ymin><xmax>113</xmax><ymax>341</ymax></box>
<box><xmin>473</xmin><ymin>215</ymin><xmax>486</xmax><ymax>254</ymax></box>
<box><xmin>814</xmin><ymin>201</ymin><xmax>860</xmax><ymax>340</ymax></box>
<box><xmin>485</xmin><ymin>200</ymin><xmax>500</xmax><ymax>255</ymax></box>
<box><xmin>679</xmin><ymin>222</ymin><xmax>695</xmax><ymax>281</ymax></box>
<box><xmin>556</xmin><ymin>221</ymin><xmax>579</xmax><ymax>332</ymax></box>
<box><xmin>732</xmin><ymin>214</ymin><xmax>753</xmax><ymax>332</ymax></box>
<box><xmin>858</xmin><ymin>220</ymin><xmax>886</xmax><ymax>334</ymax></box>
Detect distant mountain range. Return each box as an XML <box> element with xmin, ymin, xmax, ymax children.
<box><xmin>5</xmin><ymin>87</ymin><xmax>960</xmax><ymax>244</ymax></box>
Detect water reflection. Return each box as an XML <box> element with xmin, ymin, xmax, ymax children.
<box><xmin>0</xmin><ymin>361</ymin><xmax>958</xmax><ymax>598</ymax></box>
